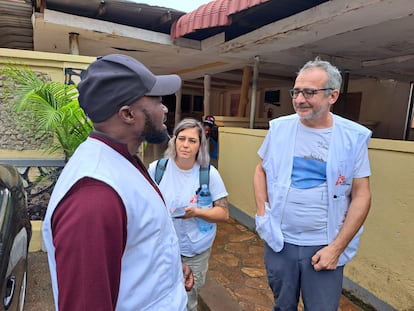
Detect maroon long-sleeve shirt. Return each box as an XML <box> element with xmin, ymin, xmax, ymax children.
<box><xmin>51</xmin><ymin>133</ymin><xmax>163</xmax><ymax>310</ymax></box>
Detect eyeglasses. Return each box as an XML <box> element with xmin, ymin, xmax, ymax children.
<box><xmin>289</xmin><ymin>88</ymin><xmax>334</xmax><ymax>99</ymax></box>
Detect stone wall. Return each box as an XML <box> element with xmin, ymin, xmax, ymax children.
<box><xmin>0</xmin><ymin>73</ymin><xmax>53</xmax><ymax>150</ymax></box>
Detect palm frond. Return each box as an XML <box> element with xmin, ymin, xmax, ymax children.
<box><xmin>1</xmin><ymin>64</ymin><xmax>92</xmax><ymax>160</ymax></box>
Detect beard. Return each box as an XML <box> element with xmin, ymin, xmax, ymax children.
<box><xmin>295</xmin><ymin>103</ymin><xmax>330</xmax><ymax>121</ymax></box>
<box><xmin>145</xmin><ymin>127</ymin><xmax>169</xmax><ymax>144</ymax></box>
<box><xmin>141</xmin><ymin>108</ymin><xmax>169</xmax><ymax>144</ymax></box>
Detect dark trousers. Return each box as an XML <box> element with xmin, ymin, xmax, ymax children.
<box><xmin>264</xmin><ymin>242</ymin><xmax>344</xmax><ymax>311</ymax></box>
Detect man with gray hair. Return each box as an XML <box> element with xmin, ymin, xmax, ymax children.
<box><xmin>254</xmin><ymin>58</ymin><xmax>372</xmax><ymax>310</ymax></box>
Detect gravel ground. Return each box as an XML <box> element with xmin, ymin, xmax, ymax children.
<box><xmin>26</xmin><ymin>251</ymin><xmax>55</xmax><ymax>311</ymax></box>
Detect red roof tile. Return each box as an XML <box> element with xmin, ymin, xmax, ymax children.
<box><xmin>171</xmin><ymin>0</ymin><xmax>270</xmax><ymax>39</ymax></box>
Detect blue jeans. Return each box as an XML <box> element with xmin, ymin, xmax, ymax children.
<box><xmin>264</xmin><ymin>242</ymin><xmax>344</xmax><ymax>311</ymax></box>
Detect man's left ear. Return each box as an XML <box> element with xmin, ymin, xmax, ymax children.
<box><xmin>118</xmin><ymin>105</ymin><xmax>135</xmax><ymax>123</ymax></box>
<box><xmin>330</xmin><ymin>89</ymin><xmax>340</xmax><ymax>104</ymax></box>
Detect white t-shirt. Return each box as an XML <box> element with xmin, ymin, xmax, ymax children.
<box><xmin>256</xmin><ymin>113</ymin><xmax>372</xmax><ymax>264</ymax></box>
<box><xmin>281</xmin><ymin>121</ymin><xmax>371</xmax><ymax>246</ymax></box>
<box><xmin>282</xmin><ymin>122</ymin><xmax>332</xmax><ymax>245</ymax></box>
<box><xmin>148</xmin><ymin>159</ymin><xmax>228</xmax><ymax>256</ymax></box>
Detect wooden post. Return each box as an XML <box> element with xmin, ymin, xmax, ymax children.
<box><xmin>175</xmin><ymin>88</ymin><xmax>182</xmax><ymax>127</ymax></box>
<box><xmin>203</xmin><ymin>74</ymin><xmax>211</xmax><ymax>118</ymax></box>
<box><xmin>36</xmin><ymin>0</ymin><xmax>46</xmax><ymax>13</ymax></box>
<box><xmin>69</xmin><ymin>32</ymin><xmax>80</xmax><ymax>55</ymax></box>
<box><xmin>249</xmin><ymin>56</ymin><xmax>260</xmax><ymax>128</ymax></box>
<box><xmin>238</xmin><ymin>66</ymin><xmax>252</xmax><ymax>117</ymax></box>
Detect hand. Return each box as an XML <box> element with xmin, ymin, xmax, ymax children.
<box><xmin>182</xmin><ymin>263</ymin><xmax>194</xmax><ymax>291</ymax></box>
<box><xmin>181</xmin><ymin>206</ymin><xmax>198</xmax><ymax>219</ymax></box>
<box><xmin>311</xmin><ymin>245</ymin><xmax>341</xmax><ymax>271</ymax></box>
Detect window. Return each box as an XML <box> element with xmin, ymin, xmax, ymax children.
<box><xmin>181</xmin><ymin>95</ymin><xmax>192</xmax><ymax>113</ymax></box>
<box><xmin>193</xmin><ymin>95</ymin><xmax>204</xmax><ymax>112</ymax></box>
<box><xmin>180</xmin><ymin>94</ymin><xmax>204</xmax><ymax>113</ymax></box>
<box><xmin>264</xmin><ymin>90</ymin><xmax>280</xmax><ymax>106</ymax></box>
<box><xmin>162</xmin><ymin>94</ymin><xmax>176</xmax><ymax>111</ymax></box>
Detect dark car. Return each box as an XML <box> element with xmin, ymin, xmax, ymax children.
<box><xmin>0</xmin><ymin>164</ymin><xmax>32</xmax><ymax>311</ymax></box>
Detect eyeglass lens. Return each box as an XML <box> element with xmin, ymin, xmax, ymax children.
<box><xmin>289</xmin><ymin>88</ymin><xmax>332</xmax><ymax>99</ymax></box>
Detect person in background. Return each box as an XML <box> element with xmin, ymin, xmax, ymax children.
<box><xmin>203</xmin><ymin>115</ymin><xmax>219</xmax><ymax>165</ymax></box>
<box><xmin>42</xmin><ymin>54</ymin><xmax>193</xmax><ymax>311</ymax></box>
<box><xmin>148</xmin><ymin>118</ymin><xmax>229</xmax><ymax>311</ymax></box>
<box><xmin>253</xmin><ymin>57</ymin><xmax>372</xmax><ymax>310</ymax></box>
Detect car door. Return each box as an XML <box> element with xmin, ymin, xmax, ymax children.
<box><xmin>0</xmin><ymin>164</ymin><xmax>31</xmax><ymax>311</ymax></box>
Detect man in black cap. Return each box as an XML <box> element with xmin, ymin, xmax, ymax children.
<box><xmin>42</xmin><ymin>54</ymin><xmax>193</xmax><ymax>310</ymax></box>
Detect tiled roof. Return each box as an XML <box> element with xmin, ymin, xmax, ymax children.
<box><xmin>171</xmin><ymin>0</ymin><xmax>270</xmax><ymax>39</ymax></box>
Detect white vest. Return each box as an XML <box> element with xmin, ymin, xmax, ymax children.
<box><xmin>42</xmin><ymin>137</ymin><xmax>187</xmax><ymax>310</ymax></box>
<box><xmin>256</xmin><ymin>113</ymin><xmax>371</xmax><ymax>266</ymax></box>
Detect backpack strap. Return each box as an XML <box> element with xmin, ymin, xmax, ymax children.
<box><xmin>156</xmin><ymin>158</ymin><xmax>210</xmax><ymax>190</ymax></box>
<box><xmin>199</xmin><ymin>164</ymin><xmax>210</xmax><ymax>188</ymax></box>
<box><xmin>154</xmin><ymin>158</ymin><xmax>169</xmax><ymax>184</ymax></box>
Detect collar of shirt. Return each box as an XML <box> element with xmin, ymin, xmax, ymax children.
<box><xmin>89</xmin><ymin>131</ymin><xmax>165</xmax><ymax>203</ymax></box>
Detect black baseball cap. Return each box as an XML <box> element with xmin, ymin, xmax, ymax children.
<box><xmin>77</xmin><ymin>54</ymin><xmax>181</xmax><ymax>122</ymax></box>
